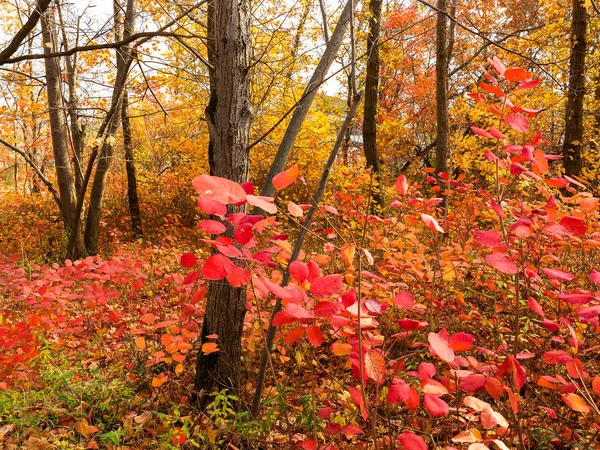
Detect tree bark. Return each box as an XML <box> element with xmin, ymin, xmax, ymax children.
<box><xmin>363</xmin><ymin>0</ymin><xmax>382</xmax><ymax>205</ymax></box>
<box><xmin>434</xmin><ymin>0</ymin><xmax>450</xmax><ymax>173</ymax></box>
<box><xmin>122</xmin><ymin>90</ymin><xmax>142</xmax><ymax>237</ymax></box>
<box><xmin>562</xmin><ymin>0</ymin><xmax>587</xmax><ymax>176</ymax></box>
<box><xmin>41</xmin><ymin>9</ymin><xmax>87</xmax><ymax>258</ymax></box>
<box><xmin>194</xmin><ymin>0</ymin><xmax>253</xmax><ymax>395</ymax></box>
<box><xmin>259</xmin><ymin>0</ymin><xmax>359</xmax><ymax>198</ymax></box>
<box><xmin>56</xmin><ymin>1</ymin><xmax>85</xmax><ymax>195</ymax></box>
<box><xmin>84</xmin><ymin>0</ymin><xmax>136</xmax><ymax>254</ymax></box>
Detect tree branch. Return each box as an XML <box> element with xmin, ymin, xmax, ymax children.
<box><xmin>0</xmin><ymin>0</ymin><xmax>53</xmax><ymax>62</ymax></box>
<box><xmin>0</xmin><ymin>138</ymin><xmax>62</xmax><ymax>208</ymax></box>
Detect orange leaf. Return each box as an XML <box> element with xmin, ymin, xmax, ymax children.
<box><xmin>272</xmin><ymin>165</ymin><xmax>299</xmax><ymax>190</ymax></box>
<box><xmin>331</xmin><ymin>342</ymin><xmax>352</xmax><ymax>356</ymax></box>
<box><xmin>365</xmin><ymin>349</ymin><xmax>386</xmax><ymax>384</ymax></box>
<box><xmin>134</xmin><ymin>336</ymin><xmax>146</xmax><ymax>350</ymax></box>
<box><xmin>341</xmin><ymin>243</ymin><xmax>356</xmax><ymax>267</ymax></box>
<box><xmin>151</xmin><ymin>374</ymin><xmax>168</xmax><ymax>387</ymax></box>
<box><xmin>563</xmin><ymin>393</ymin><xmax>591</xmax><ymax>414</ymax></box>
<box><xmin>202</xmin><ymin>342</ymin><xmax>219</xmax><ymax>355</ymax></box>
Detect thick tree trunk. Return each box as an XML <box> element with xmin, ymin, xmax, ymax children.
<box><xmin>194</xmin><ymin>0</ymin><xmax>253</xmax><ymax>395</ymax></box>
<box><xmin>434</xmin><ymin>0</ymin><xmax>450</xmax><ymax>173</ymax></box>
<box><xmin>562</xmin><ymin>0</ymin><xmax>587</xmax><ymax>176</ymax></box>
<box><xmin>259</xmin><ymin>0</ymin><xmax>359</xmax><ymax>198</ymax></box>
<box><xmin>363</xmin><ymin>0</ymin><xmax>382</xmax><ymax>205</ymax></box>
<box><xmin>122</xmin><ymin>90</ymin><xmax>142</xmax><ymax>237</ymax></box>
<box><xmin>84</xmin><ymin>0</ymin><xmax>136</xmax><ymax>254</ymax></box>
<box><xmin>41</xmin><ymin>10</ymin><xmax>87</xmax><ymax>258</ymax></box>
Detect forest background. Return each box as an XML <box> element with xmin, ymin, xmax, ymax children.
<box><xmin>0</xmin><ymin>0</ymin><xmax>600</xmax><ymax>448</ymax></box>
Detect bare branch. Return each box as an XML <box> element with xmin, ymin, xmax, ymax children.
<box><xmin>0</xmin><ymin>138</ymin><xmax>62</xmax><ymax>208</ymax></box>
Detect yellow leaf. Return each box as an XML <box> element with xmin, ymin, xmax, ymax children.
<box><xmin>175</xmin><ymin>363</ymin><xmax>184</xmax><ymax>374</ymax></box>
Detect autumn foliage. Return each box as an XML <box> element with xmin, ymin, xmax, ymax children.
<box><xmin>2</xmin><ymin>53</ymin><xmax>600</xmax><ymax>450</ymax></box>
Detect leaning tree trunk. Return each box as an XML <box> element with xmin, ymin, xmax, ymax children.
<box><xmin>562</xmin><ymin>0</ymin><xmax>587</xmax><ymax>176</ymax></box>
<box><xmin>122</xmin><ymin>90</ymin><xmax>142</xmax><ymax>237</ymax></box>
<box><xmin>259</xmin><ymin>0</ymin><xmax>359</xmax><ymax>198</ymax></box>
<box><xmin>434</xmin><ymin>0</ymin><xmax>450</xmax><ymax>173</ymax></box>
<box><xmin>41</xmin><ymin>9</ymin><xmax>87</xmax><ymax>258</ymax></box>
<box><xmin>363</xmin><ymin>0</ymin><xmax>382</xmax><ymax>205</ymax></box>
<box><xmin>194</xmin><ymin>0</ymin><xmax>253</xmax><ymax>395</ymax></box>
<box><xmin>84</xmin><ymin>0</ymin><xmax>136</xmax><ymax>254</ymax></box>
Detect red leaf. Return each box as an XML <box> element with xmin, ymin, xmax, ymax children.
<box><xmin>272</xmin><ymin>165</ymin><xmax>299</xmax><ymax>190</ymax></box>
<box><xmin>398</xmin><ymin>319</ymin><xmax>423</xmax><ymax>330</ymax></box>
<box><xmin>192</xmin><ymin>174</ymin><xmax>247</xmax><ymax>204</ymax></box>
<box><xmin>504</xmin><ymin>67</ymin><xmax>531</xmax><ymax>82</ymax></box>
<box><xmin>421</xmin><ymin>213</ymin><xmax>444</xmax><ymax>233</ymax></box>
<box><xmin>183</xmin><ymin>270</ymin><xmax>201</xmax><ymax>285</ymax></box>
<box><xmin>226</xmin><ymin>266</ymin><xmax>251</xmax><ymax>287</ymax></box>
<box><xmin>387</xmin><ymin>380</ymin><xmax>411</xmax><ymax>403</ymax></box>
<box><xmin>428</xmin><ymin>332</ymin><xmax>455</xmax><ymax>362</ymax></box>
<box><xmin>497</xmin><ymin>356</ymin><xmax>526</xmax><ymax>390</ymax></box>
<box><xmin>310</xmin><ymin>275</ymin><xmax>343</xmax><ymax>297</ymax></box>
<box><xmin>590</xmin><ymin>269</ymin><xmax>600</xmax><ymax>285</ymax></box>
<box><xmin>341</xmin><ymin>424</ymin><xmax>364</xmax><ymax>437</ymax></box>
<box><xmin>471</xmin><ymin>126</ymin><xmax>495</xmax><ymax>138</ymax></box>
<box><xmin>559</xmin><ymin>293</ymin><xmax>594</xmax><ymax>305</ymax></box>
<box><xmin>489</xmin><ymin>57</ymin><xmax>506</xmax><ymax>76</ymax></box>
<box><xmin>246</xmin><ymin>195</ymin><xmax>277</xmax><ymax>214</ymax></box>
<box><xmin>348</xmin><ymin>386</ymin><xmax>368</xmax><ymax>420</ymax></box>
<box><xmin>306</xmin><ymin>325</ymin><xmax>323</xmax><ymax>346</ymax></box>
<box><xmin>394</xmin><ymin>174</ymin><xmax>409</xmax><ymax>195</ymax></box>
<box><xmin>485</xmin><ymin>377</ymin><xmax>504</xmax><ymax>399</ymax></box>
<box><xmin>202</xmin><ymin>254</ymin><xmax>235</xmax><ymax>280</ymax></box>
<box><xmin>198</xmin><ymin>220</ymin><xmax>227</xmax><ymax>234</ymax></box>
<box><xmin>398</xmin><ymin>431</ymin><xmax>428</xmax><ymax>450</ymax></box>
<box><xmin>519</xmin><ymin>78</ymin><xmax>542</xmax><ymax>89</ymax></box>
<box><xmin>480</xmin><ymin>82</ymin><xmax>505</xmax><ymax>97</ymax></box>
<box><xmin>423</xmin><ymin>394</ymin><xmax>449</xmax><ymax>417</ymax></box>
<box><xmin>180</xmin><ymin>252</ymin><xmax>197</xmax><ymax>268</ymax></box>
<box><xmin>489</xmin><ymin>127</ymin><xmax>508</xmax><ymax>139</ymax></box>
<box><xmin>289</xmin><ymin>260</ymin><xmax>309</xmax><ymax>283</ymax></box>
<box><xmin>197</xmin><ymin>196</ymin><xmax>227</xmax><ymax>215</ymax></box>
<box><xmin>394</xmin><ymin>290</ymin><xmax>414</xmax><ymax>308</ymax></box>
<box><xmin>314</xmin><ymin>301</ymin><xmax>344</xmax><ymax>317</ymax></box>
<box><xmin>449</xmin><ymin>332</ymin><xmax>475</xmax><ymax>352</ymax></box>
<box><xmin>460</xmin><ymin>374</ymin><xmax>486</xmax><ymax>393</ymax></box>
<box><xmin>284</xmin><ymin>326</ymin><xmax>304</xmax><ymax>344</ymax></box>
<box><xmin>559</xmin><ymin>215</ymin><xmax>586</xmax><ymax>236</ymax></box>
<box><xmin>541</xmin><ymin>268</ymin><xmax>574</xmax><ymax>282</ymax></box>
<box><xmin>504</xmin><ymin>113</ymin><xmax>529</xmax><ymax>132</ymax></box>
<box><xmin>474</xmin><ymin>230</ymin><xmax>502</xmax><ymax>248</ymax></box>
<box><xmin>285</xmin><ymin>303</ymin><xmax>314</xmax><ymax>320</ymax></box>
<box><xmin>485</xmin><ymin>253</ymin><xmax>518</xmax><ymax>274</ymax></box>
<box><xmin>527</xmin><ymin>297</ymin><xmax>545</xmax><ymax>317</ymax></box>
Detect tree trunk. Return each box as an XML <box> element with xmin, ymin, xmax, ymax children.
<box><xmin>434</xmin><ymin>0</ymin><xmax>450</xmax><ymax>173</ymax></box>
<box><xmin>84</xmin><ymin>0</ymin><xmax>136</xmax><ymax>254</ymax></box>
<box><xmin>56</xmin><ymin>1</ymin><xmax>85</xmax><ymax>195</ymax></box>
<box><xmin>41</xmin><ymin>9</ymin><xmax>87</xmax><ymax>258</ymax></box>
<box><xmin>194</xmin><ymin>0</ymin><xmax>253</xmax><ymax>395</ymax></box>
<box><xmin>259</xmin><ymin>0</ymin><xmax>359</xmax><ymax>198</ymax></box>
<box><xmin>363</xmin><ymin>0</ymin><xmax>382</xmax><ymax>205</ymax></box>
<box><xmin>562</xmin><ymin>0</ymin><xmax>587</xmax><ymax>176</ymax></box>
<box><xmin>122</xmin><ymin>90</ymin><xmax>142</xmax><ymax>237</ymax></box>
